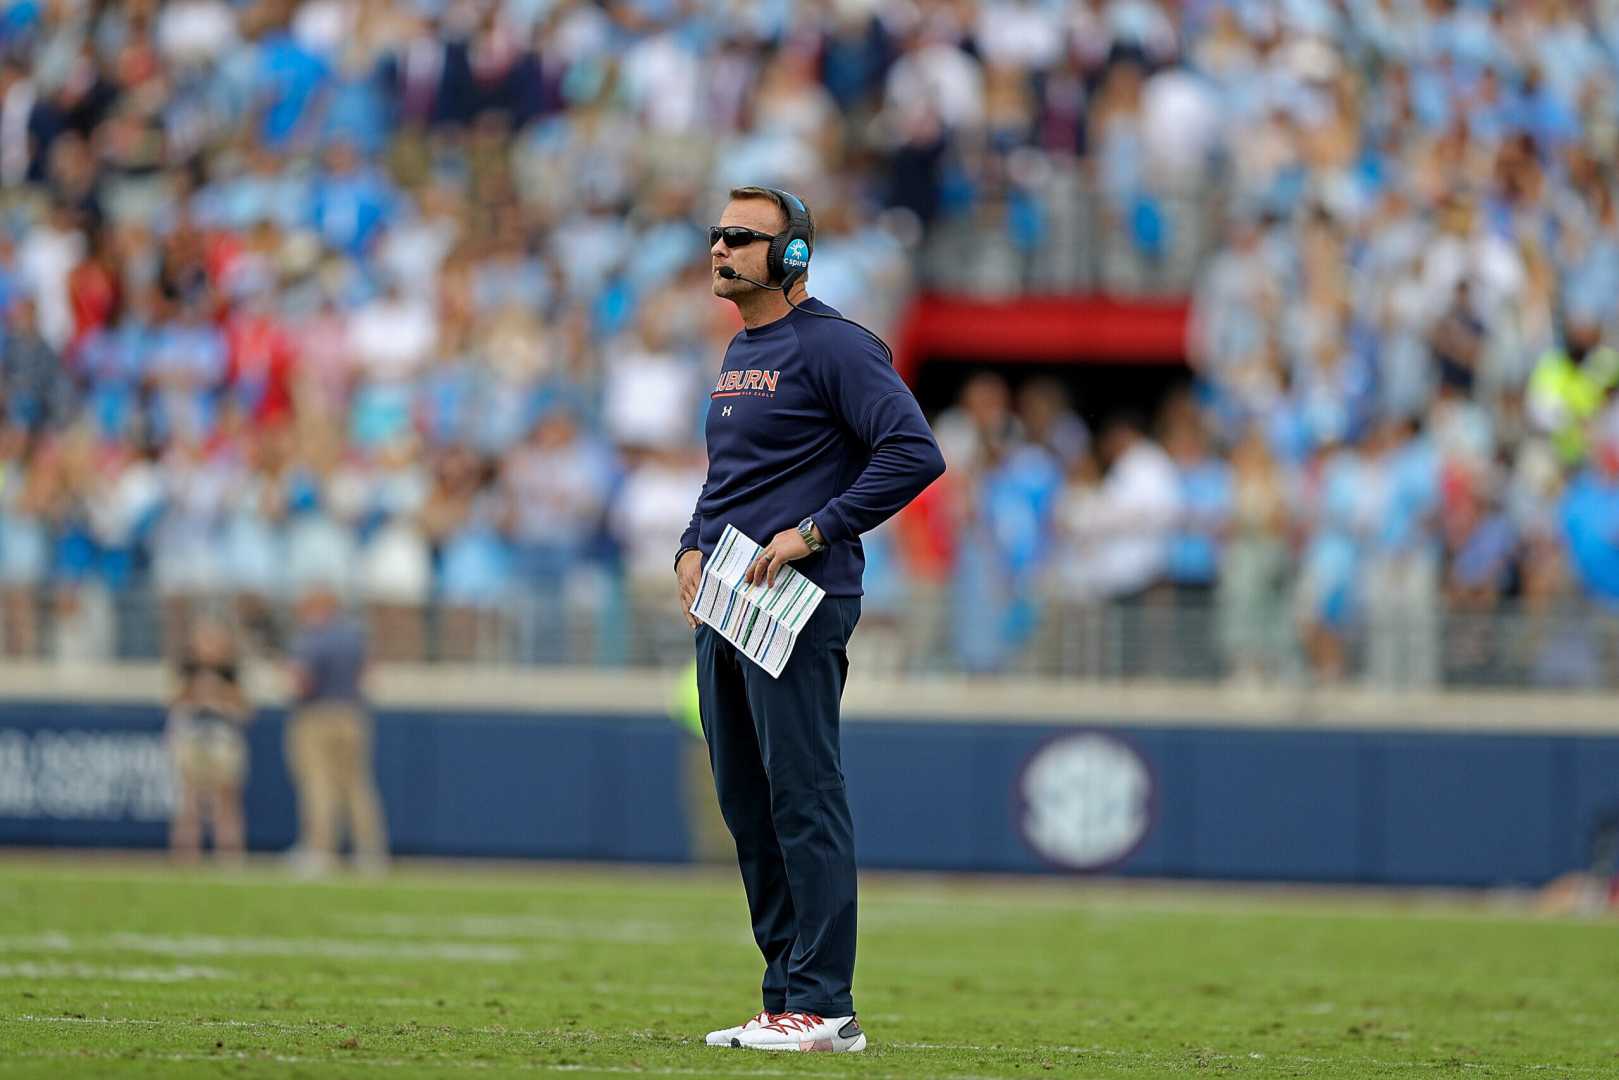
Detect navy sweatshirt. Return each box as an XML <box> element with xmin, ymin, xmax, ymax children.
<box><xmin>679</xmin><ymin>297</ymin><xmax>945</xmax><ymax>597</ymax></box>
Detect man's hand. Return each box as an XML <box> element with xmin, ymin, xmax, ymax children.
<box><xmin>745</xmin><ymin>525</ymin><xmax>818</xmax><ymax>589</ymax></box>
<box><xmin>677</xmin><ymin>548</ymin><xmax>703</xmax><ymax>628</ymax></box>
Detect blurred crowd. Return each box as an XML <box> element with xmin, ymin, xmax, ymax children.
<box><xmin>0</xmin><ymin>0</ymin><xmax>1617</xmax><ymax>686</ymax></box>
<box><xmin>925</xmin><ymin>0</ymin><xmax>1619</xmax><ymax>687</ymax></box>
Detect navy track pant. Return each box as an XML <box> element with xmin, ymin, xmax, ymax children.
<box><xmin>694</xmin><ymin>595</ymin><xmax>861</xmax><ymax>1017</ymax></box>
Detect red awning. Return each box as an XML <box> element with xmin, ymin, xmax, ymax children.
<box><xmin>894</xmin><ymin>295</ymin><xmax>1191</xmax><ymax>384</ymax></box>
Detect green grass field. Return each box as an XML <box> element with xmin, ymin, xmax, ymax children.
<box><xmin>0</xmin><ymin>858</ymin><xmax>1614</xmax><ymax>1078</ymax></box>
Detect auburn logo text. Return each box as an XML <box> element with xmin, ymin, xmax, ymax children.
<box><xmin>711</xmin><ymin>368</ymin><xmax>781</xmax><ymax>398</ymax></box>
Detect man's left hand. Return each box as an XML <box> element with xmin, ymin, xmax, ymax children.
<box><xmin>746</xmin><ymin>525</ymin><xmax>819</xmax><ymax>588</ymax></box>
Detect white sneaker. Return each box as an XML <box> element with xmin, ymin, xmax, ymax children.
<box><xmin>731</xmin><ymin>1012</ymin><xmax>865</xmax><ymax>1052</ymax></box>
<box><xmin>285</xmin><ymin>848</ymin><xmax>334</xmax><ymax>880</ymax></box>
<box><xmin>704</xmin><ymin>1010</ymin><xmax>775</xmax><ymax>1047</ymax></box>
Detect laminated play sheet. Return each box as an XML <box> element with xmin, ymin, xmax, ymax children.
<box><xmin>689</xmin><ymin>524</ymin><xmax>826</xmax><ymax>678</ymax></box>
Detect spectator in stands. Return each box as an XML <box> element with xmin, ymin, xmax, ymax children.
<box><xmin>1163</xmin><ymin>393</ymin><xmax>1232</xmax><ymax>677</ymax></box>
<box><xmin>1360</xmin><ymin>417</ymin><xmax>1442</xmax><ymax>689</ymax></box>
<box><xmin>2</xmin><ymin>297</ymin><xmax>74</xmax><ymax>433</ymax></box>
<box><xmin>1064</xmin><ymin>411</ymin><xmax>1180</xmax><ymax>604</ymax></box>
<box><xmin>356</xmin><ymin>434</ymin><xmax>430</xmax><ymax>661</ymax></box>
<box><xmin>500</xmin><ymin>400</ymin><xmax>615</xmax><ymax>663</ymax></box>
<box><xmin>431</xmin><ymin>457</ymin><xmax>512</xmax><ymax>662</ymax></box>
<box><xmin>152</xmin><ymin>430</ymin><xmax>232</xmax><ymax>653</ymax></box>
<box><xmin>1443</xmin><ymin>461</ymin><xmax>1522</xmax><ymax>684</ymax></box>
<box><xmin>952</xmin><ymin>414</ymin><xmax>1062</xmax><ymax>674</ymax></box>
<box><xmin>1563</xmin><ymin>424</ymin><xmax>1619</xmax><ymax>676</ymax></box>
<box><xmin>1049</xmin><ymin>411</ymin><xmax>1180</xmax><ymax>676</ymax></box>
<box><xmin>1017</xmin><ymin>377</ymin><xmax>1089</xmax><ymax>470</ymax></box>
<box><xmin>0</xmin><ymin>426</ymin><xmax>48</xmax><ymax>656</ymax></box>
<box><xmin>1218</xmin><ymin>424</ymin><xmax>1293</xmax><ymax>684</ymax></box>
<box><xmin>285</xmin><ymin>582</ymin><xmax>387</xmax><ymax>876</ymax></box>
<box><xmin>223</xmin><ymin>423</ymin><xmax>286</xmax><ymax>649</ymax></box>
<box><xmin>166</xmin><ymin>615</ymin><xmax>251</xmax><ymax>865</ymax></box>
<box><xmin>0</xmin><ymin>56</ymin><xmax>56</xmax><ymax>188</ymax></box>
<box><xmin>934</xmin><ymin>371</ymin><xmax>1021</xmax><ymax>471</ymax></box>
<box><xmin>1294</xmin><ymin>437</ymin><xmax>1360</xmax><ymax>684</ymax></box>
<box><xmin>610</xmin><ymin>443</ymin><xmax>704</xmax><ymax>666</ymax></box>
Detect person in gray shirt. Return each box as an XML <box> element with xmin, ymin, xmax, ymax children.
<box><xmin>284</xmin><ymin>584</ymin><xmax>388</xmax><ymax>876</ymax></box>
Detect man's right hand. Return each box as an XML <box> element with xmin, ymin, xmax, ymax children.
<box><xmin>676</xmin><ymin>548</ymin><xmax>703</xmax><ymax>628</ymax></box>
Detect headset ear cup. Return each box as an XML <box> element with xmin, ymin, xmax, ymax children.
<box><xmin>766</xmin><ymin>234</ymin><xmax>786</xmax><ymax>284</ymax></box>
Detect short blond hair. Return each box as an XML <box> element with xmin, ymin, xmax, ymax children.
<box><xmin>727</xmin><ymin>186</ymin><xmax>816</xmax><ymax>248</ymax></box>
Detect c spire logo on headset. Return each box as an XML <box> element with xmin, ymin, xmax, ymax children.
<box><xmin>782</xmin><ymin>238</ymin><xmax>810</xmax><ymax>273</ymax></box>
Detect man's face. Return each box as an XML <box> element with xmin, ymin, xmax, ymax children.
<box><xmin>710</xmin><ymin>198</ymin><xmax>784</xmax><ymax>299</ymax></box>
<box><xmin>1100</xmin><ymin>425</ymin><xmax>1133</xmax><ymax>466</ymax></box>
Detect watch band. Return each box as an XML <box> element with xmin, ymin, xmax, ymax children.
<box><xmin>798</xmin><ymin>517</ymin><xmax>825</xmax><ymax>553</ymax></box>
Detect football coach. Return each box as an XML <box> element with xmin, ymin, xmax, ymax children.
<box><xmin>674</xmin><ymin>186</ymin><xmax>945</xmax><ymax>1053</ymax></box>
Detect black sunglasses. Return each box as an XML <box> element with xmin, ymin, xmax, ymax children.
<box><xmin>709</xmin><ymin>225</ymin><xmax>777</xmax><ymax>248</ymax></box>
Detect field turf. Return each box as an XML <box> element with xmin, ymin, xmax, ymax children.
<box><xmin>0</xmin><ymin>857</ymin><xmax>1614</xmax><ymax>1078</ymax></box>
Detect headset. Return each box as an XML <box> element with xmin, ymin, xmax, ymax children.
<box><xmin>766</xmin><ymin>186</ymin><xmax>815</xmax><ymax>287</ymax></box>
<box><xmin>716</xmin><ymin>187</ymin><xmax>895</xmax><ymax>366</ymax></box>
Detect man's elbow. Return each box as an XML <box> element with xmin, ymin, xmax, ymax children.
<box><xmin>920</xmin><ymin>441</ymin><xmax>947</xmax><ymax>485</ymax></box>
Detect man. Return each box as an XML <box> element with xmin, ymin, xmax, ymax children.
<box><xmin>2</xmin><ymin>297</ymin><xmax>75</xmax><ymax>433</ymax></box>
<box><xmin>675</xmin><ymin>187</ymin><xmax>945</xmax><ymax>1053</ymax></box>
<box><xmin>285</xmin><ymin>584</ymin><xmax>388</xmax><ymax>876</ymax></box>
<box><xmin>166</xmin><ymin>617</ymin><xmax>253</xmax><ymax>865</ymax></box>
<box><xmin>1067</xmin><ymin>412</ymin><xmax>1180</xmax><ymax>603</ymax></box>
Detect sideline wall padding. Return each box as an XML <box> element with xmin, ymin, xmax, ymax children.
<box><xmin>0</xmin><ymin>702</ymin><xmax>1612</xmax><ymax>887</ymax></box>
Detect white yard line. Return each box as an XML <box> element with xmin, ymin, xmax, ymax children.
<box><xmin>0</xmin><ymin>931</ymin><xmax>524</xmax><ymax>963</ymax></box>
<box><xmin>339</xmin><ymin>913</ymin><xmax>752</xmax><ymax>948</ymax></box>
<box><xmin>0</xmin><ymin>961</ymin><xmax>225</xmax><ymax>983</ymax></box>
<box><xmin>6</xmin><ymin>1015</ymin><xmax>700</xmax><ymax>1041</ymax></box>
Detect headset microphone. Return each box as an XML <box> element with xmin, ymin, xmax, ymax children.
<box><xmin>715</xmin><ymin>265</ymin><xmax>780</xmax><ymax>290</ymax></box>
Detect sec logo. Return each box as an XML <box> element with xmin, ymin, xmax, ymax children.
<box><xmin>1018</xmin><ymin>733</ymin><xmax>1153</xmax><ymax>870</ymax></box>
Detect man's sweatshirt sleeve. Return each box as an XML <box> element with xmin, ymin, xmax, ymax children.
<box><xmin>810</xmin><ymin>331</ymin><xmax>946</xmax><ymax>545</ymax></box>
<box><xmin>677</xmin><ymin>479</ymin><xmax>707</xmax><ymax>555</ymax></box>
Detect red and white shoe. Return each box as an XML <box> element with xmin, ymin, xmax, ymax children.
<box><xmin>704</xmin><ymin>1010</ymin><xmax>775</xmax><ymax>1047</ymax></box>
<box><xmin>731</xmin><ymin>1012</ymin><xmax>866</xmax><ymax>1052</ymax></box>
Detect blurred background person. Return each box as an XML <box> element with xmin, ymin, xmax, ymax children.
<box><xmin>165</xmin><ymin>615</ymin><xmax>251</xmax><ymax>865</ymax></box>
<box><xmin>1162</xmin><ymin>390</ymin><xmax>1231</xmax><ymax>679</ymax></box>
<box><xmin>285</xmin><ymin>582</ymin><xmax>386</xmax><ymax>877</ymax></box>
<box><xmin>1218</xmin><ymin>426</ymin><xmax>1293</xmax><ymax>685</ymax></box>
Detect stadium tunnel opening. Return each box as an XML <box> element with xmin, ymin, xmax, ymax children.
<box><xmin>914</xmin><ymin>357</ymin><xmax>1196</xmax><ymax>435</ymax></box>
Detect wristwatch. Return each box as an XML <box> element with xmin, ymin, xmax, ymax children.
<box><xmin>797</xmin><ymin>517</ymin><xmax>826</xmax><ymax>553</ymax></box>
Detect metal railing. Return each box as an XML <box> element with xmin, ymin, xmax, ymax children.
<box><xmin>5</xmin><ymin>583</ymin><xmax>1617</xmax><ymax>692</ymax></box>
<box><xmin>915</xmin><ymin>167</ymin><xmax>1224</xmax><ymax>297</ymax></box>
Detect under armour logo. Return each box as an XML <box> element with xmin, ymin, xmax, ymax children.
<box><xmin>722</xmin><ymin>405</ymin><xmax>732</xmax><ymax>417</ymax></box>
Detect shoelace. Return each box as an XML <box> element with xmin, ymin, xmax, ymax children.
<box><xmin>760</xmin><ymin>1011</ymin><xmax>823</xmax><ymax>1034</ymax></box>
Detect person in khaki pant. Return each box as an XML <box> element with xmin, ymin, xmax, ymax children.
<box><xmin>285</xmin><ymin>585</ymin><xmax>388</xmax><ymax>876</ymax></box>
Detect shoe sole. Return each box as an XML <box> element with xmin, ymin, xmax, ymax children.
<box><xmin>730</xmin><ymin>1034</ymin><xmax>866</xmax><ymax>1053</ymax></box>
